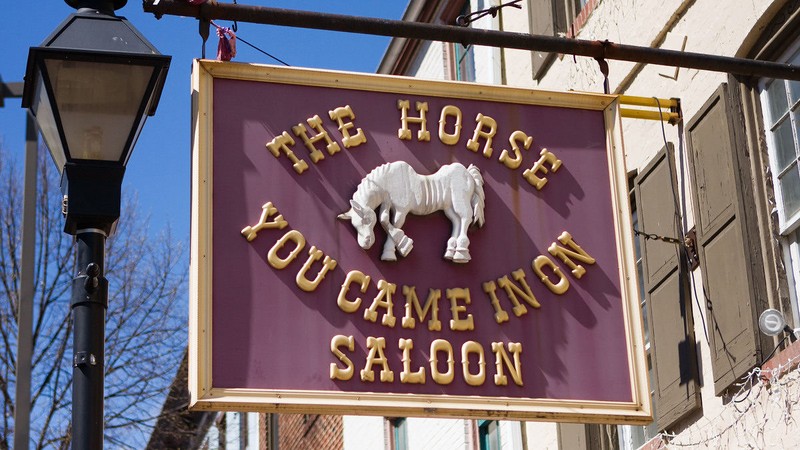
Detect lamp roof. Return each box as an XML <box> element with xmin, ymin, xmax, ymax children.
<box><xmin>38</xmin><ymin>10</ymin><xmax>161</xmax><ymax>56</ymax></box>
<box><xmin>66</xmin><ymin>0</ymin><xmax>127</xmax><ymax>14</ymax></box>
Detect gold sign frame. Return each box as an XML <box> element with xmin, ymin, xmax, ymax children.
<box><xmin>190</xmin><ymin>59</ymin><xmax>651</xmax><ymax>424</ymax></box>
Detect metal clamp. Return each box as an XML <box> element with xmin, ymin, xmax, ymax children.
<box><xmin>73</xmin><ymin>351</ymin><xmax>97</xmax><ymax>367</ymax></box>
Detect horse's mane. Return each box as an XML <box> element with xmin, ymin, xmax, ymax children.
<box><xmin>353</xmin><ymin>162</ymin><xmax>393</xmax><ymax>202</ymax></box>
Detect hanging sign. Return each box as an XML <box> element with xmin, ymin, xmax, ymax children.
<box><xmin>189</xmin><ymin>59</ymin><xmax>651</xmax><ymax>423</ymax></box>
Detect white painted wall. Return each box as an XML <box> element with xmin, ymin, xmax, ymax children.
<box><xmin>408</xmin><ymin>40</ymin><xmax>449</xmax><ymax>81</ymax></box>
<box><xmin>524</xmin><ymin>421</ymin><xmax>559</xmax><ymax>449</ymax></box>
<box><xmin>225</xmin><ymin>412</ymin><xmax>241</xmax><ymax>449</ymax></box>
<box><xmin>343</xmin><ymin>415</ymin><xmax>386</xmax><ymax>449</ymax></box>
<box><xmin>247</xmin><ymin>412</ymin><xmax>260</xmax><ymax>449</ymax></box>
<box><xmin>341</xmin><ymin>416</ymin><xmax>529</xmax><ymax>450</ymax></box>
<box><xmin>406</xmin><ymin>418</ymin><xmax>470</xmax><ymax>450</ymax></box>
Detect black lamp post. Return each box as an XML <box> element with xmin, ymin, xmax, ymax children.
<box><xmin>21</xmin><ymin>1</ymin><xmax>170</xmax><ymax>448</ymax></box>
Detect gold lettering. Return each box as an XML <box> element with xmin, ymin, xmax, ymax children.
<box><xmin>364</xmin><ymin>279</ymin><xmax>397</xmax><ymax>327</ymax></box>
<box><xmin>429</xmin><ymin>339</ymin><xmax>455</xmax><ymax>385</ymax></box>
<box><xmin>492</xmin><ymin>342</ymin><xmax>523</xmax><ymax>386</ymax></box>
<box><xmin>361</xmin><ymin>337</ymin><xmax>394</xmax><ymax>382</ymax></box>
<box><xmin>266</xmin><ymin>131</ymin><xmax>308</xmax><ymax>174</ymax></box>
<box><xmin>532</xmin><ymin>255</ymin><xmax>570</xmax><ymax>294</ymax></box>
<box><xmin>496</xmin><ymin>269</ymin><xmax>541</xmax><ymax>315</ymax></box>
<box><xmin>397</xmin><ymin>100</ymin><xmax>431</xmax><ymax>141</ymax></box>
<box><xmin>295</xmin><ymin>245</ymin><xmax>337</xmax><ymax>292</ymax></box>
<box><xmin>522</xmin><ymin>148</ymin><xmax>561</xmax><ymax>190</ymax></box>
<box><xmin>466</xmin><ymin>113</ymin><xmax>497</xmax><ymax>158</ymax></box>
<box><xmin>328</xmin><ymin>105</ymin><xmax>367</xmax><ymax>148</ymax></box>
<box><xmin>292</xmin><ymin>115</ymin><xmax>341</xmax><ymax>163</ymax></box>
<box><xmin>399</xmin><ymin>338</ymin><xmax>426</xmax><ymax>384</ymax></box>
<box><xmin>548</xmin><ymin>231</ymin><xmax>596</xmax><ymax>279</ymax></box>
<box><xmin>329</xmin><ymin>335</ymin><xmax>355</xmax><ymax>381</ymax></box>
<box><xmin>267</xmin><ymin>230</ymin><xmax>305</xmax><ymax>269</ymax></box>
<box><xmin>401</xmin><ymin>286</ymin><xmax>442</xmax><ymax>331</ymax></box>
<box><xmin>447</xmin><ymin>288</ymin><xmax>474</xmax><ymax>331</ymax></box>
<box><xmin>241</xmin><ymin>202</ymin><xmax>288</xmax><ymax>242</ymax></box>
<box><xmin>438</xmin><ymin>105</ymin><xmax>463</xmax><ymax>145</ymax></box>
<box><xmin>337</xmin><ymin>270</ymin><xmax>371</xmax><ymax>313</ymax></box>
<box><xmin>482</xmin><ymin>280</ymin><xmax>510</xmax><ymax>324</ymax></box>
<box><xmin>498</xmin><ymin>130</ymin><xmax>533</xmax><ymax>170</ymax></box>
<box><xmin>461</xmin><ymin>341</ymin><xmax>486</xmax><ymax>386</ymax></box>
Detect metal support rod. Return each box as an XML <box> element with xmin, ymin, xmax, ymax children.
<box><xmin>620</xmin><ymin>108</ymin><xmax>680</xmax><ymax>123</ymax></box>
<box><xmin>71</xmin><ymin>229</ymin><xmax>108</xmax><ymax>450</ymax></box>
<box><xmin>13</xmin><ymin>111</ymin><xmax>37</xmax><ymax>450</ymax></box>
<box><xmin>143</xmin><ymin>0</ymin><xmax>800</xmax><ymax>81</ymax></box>
<box><xmin>619</xmin><ymin>95</ymin><xmax>678</xmax><ymax>108</ymax></box>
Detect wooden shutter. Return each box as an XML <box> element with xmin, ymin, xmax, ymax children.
<box><xmin>557</xmin><ymin>424</ymin><xmax>617</xmax><ymax>450</ymax></box>
<box><xmin>634</xmin><ymin>144</ymin><xmax>701</xmax><ymax>430</ymax></box>
<box><xmin>556</xmin><ymin>423</ymin><xmax>589</xmax><ymax>450</ymax></box>
<box><xmin>529</xmin><ymin>0</ymin><xmax>560</xmax><ymax>80</ymax></box>
<box><xmin>685</xmin><ymin>81</ymin><xmax>769</xmax><ymax>395</ymax></box>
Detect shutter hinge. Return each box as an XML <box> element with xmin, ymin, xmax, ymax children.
<box><xmin>685</xmin><ymin>228</ymin><xmax>700</xmax><ymax>271</ymax></box>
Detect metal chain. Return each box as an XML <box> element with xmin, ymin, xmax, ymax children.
<box><xmin>633</xmin><ymin>228</ymin><xmax>682</xmax><ymax>245</ymax></box>
<box><xmin>456</xmin><ymin>0</ymin><xmax>522</xmax><ymax>27</ymax></box>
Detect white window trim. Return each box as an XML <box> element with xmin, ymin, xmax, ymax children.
<box><xmin>760</xmin><ymin>38</ymin><xmax>800</xmax><ymax>329</ymax></box>
<box><xmin>760</xmin><ymin>40</ymin><xmax>800</xmax><ymax>234</ymax></box>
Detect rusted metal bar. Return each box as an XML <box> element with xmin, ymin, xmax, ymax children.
<box><xmin>143</xmin><ymin>0</ymin><xmax>800</xmax><ymax>81</ymax></box>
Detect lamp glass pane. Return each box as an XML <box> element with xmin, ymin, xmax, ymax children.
<box><xmin>31</xmin><ymin>71</ymin><xmax>67</xmax><ymax>171</ymax></box>
<box><xmin>45</xmin><ymin>58</ymin><xmax>154</xmax><ymax>162</ymax></box>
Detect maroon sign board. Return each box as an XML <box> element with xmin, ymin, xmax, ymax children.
<box><xmin>190</xmin><ymin>60</ymin><xmax>651</xmax><ymax>423</ymax></box>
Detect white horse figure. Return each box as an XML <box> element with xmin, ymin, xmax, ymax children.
<box><xmin>338</xmin><ymin>161</ymin><xmax>485</xmax><ymax>263</ymax></box>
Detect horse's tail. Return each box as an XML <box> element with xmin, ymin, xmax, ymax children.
<box><xmin>467</xmin><ymin>164</ymin><xmax>485</xmax><ymax>227</ymax></box>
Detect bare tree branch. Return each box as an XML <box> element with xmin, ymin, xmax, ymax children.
<box><xmin>0</xmin><ymin>144</ymin><xmax>187</xmax><ymax>449</ymax></box>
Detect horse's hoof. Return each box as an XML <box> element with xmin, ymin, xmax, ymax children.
<box><xmin>444</xmin><ymin>248</ymin><xmax>455</xmax><ymax>260</ymax></box>
<box><xmin>381</xmin><ymin>252</ymin><xmax>397</xmax><ymax>262</ymax></box>
<box><xmin>397</xmin><ymin>236</ymin><xmax>413</xmax><ymax>257</ymax></box>
<box><xmin>452</xmin><ymin>249</ymin><xmax>470</xmax><ymax>263</ymax></box>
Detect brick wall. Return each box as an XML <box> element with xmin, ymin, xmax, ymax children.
<box><xmin>278</xmin><ymin>414</ymin><xmax>344</xmax><ymax>450</ymax></box>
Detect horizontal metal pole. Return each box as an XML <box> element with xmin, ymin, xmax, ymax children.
<box><xmin>143</xmin><ymin>0</ymin><xmax>800</xmax><ymax>81</ymax></box>
<box><xmin>620</xmin><ymin>108</ymin><xmax>680</xmax><ymax>123</ymax></box>
<box><xmin>619</xmin><ymin>95</ymin><xmax>678</xmax><ymax>109</ymax></box>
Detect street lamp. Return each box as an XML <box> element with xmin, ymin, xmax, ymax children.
<box><xmin>21</xmin><ymin>1</ymin><xmax>170</xmax><ymax>448</ymax></box>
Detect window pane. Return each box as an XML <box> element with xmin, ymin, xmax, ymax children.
<box><xmin>392</xmin><ymin>418</ymin><xmax>408</xmax><ymax>450</ymax></box>
<box><xmin>632</xmin><ymin>209</ymin><xmax>641</xmax><ymax>257</ymax></box>
<box><xmin>780</xmin><ymin>164</ymin><xmax>800</xmax><ymax>219</ymax></box>
<box><xmin>790</xmin><ymin>80</ymin><xmax>800</xmax><ymax>105</ymax></box>
<box><xmin>637</xmin><ymin>261</ymin><xmax>645</xmax><ymax>302</ymax></box>
<box><xmin>456</xmin><ymin>44</ymin><xmax>476</xmax><ymax>82</ymax></box>
<box><xmin>479</xmin><ymin>420</ymin><xmax>501</xmax><ymax>450</ymax></box>
<box><xmin>773</xmin><ymin>117</ymin><xmax>796</xmax><ymax>170</ymax></box>
<box><xmin>767</xmin><ymin>80</ymin><xmax>789</xmax><ymax>124</ymax></box>
<box><xmin>641</xmin><ymin>295</ymin><xmax>649</xmax><ymax>345</ymax></box>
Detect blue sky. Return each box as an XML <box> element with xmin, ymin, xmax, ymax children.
<box><xmin>1</xmin><ymin>1</ymin><xmax>407</xmax><ymax>236</ymax></box>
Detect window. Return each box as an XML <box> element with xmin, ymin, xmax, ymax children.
<box><xmin>529</xmin><ymin>0</ymin><xmax>594</xmax><ymax>80</ymax></box>
<box><xmin>239</xmin><ymin>412</ymin><xmax>249</xmax><ymax>449</ymax></box>
<box><xmin>764</xmin><ymin>63</ymin><xmax>800</xmax><ymax>232</ymax></box>
<box><xmin>389</xmin><ymin>418</ymin><xmax>408</xmax><ymax>450</ymax></box>
<box><xmin>618</xmin><ymin>183</ymin><xmax>660</xmax><ymax>449</ymax></box>
<box><xmin>451</xmin><ymin>2</ymin><xmax>476</xmax><ymax>82</ymax></box>
<box><xmin>762</xmin><ymin>44</ymin><xmax>800</xmax><ymax>328</ymax></box>
<box><xmin>478</xmin><ymin>420</ymin><xmax>501</xmax><ymax>450</ymax></box>
<box><xmin>634</xmin><ymin>145</ymin><xmax>700</xmax><ymax>428</ymax></box>
<box><xmin>685</xmin><ymin>80</ymin><xmax>773</xmax><ymax>394</ymax></box>
<box><xmin>454</xmin><ymin>42</ymin><xmax>476</xmax><ymax>82</ymax></box>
